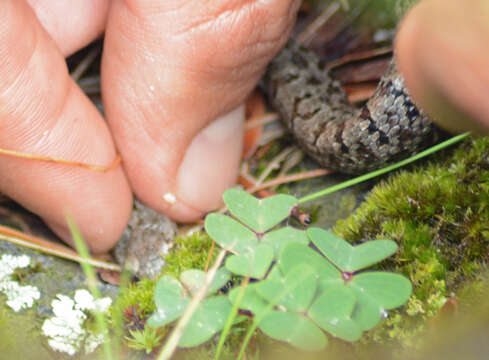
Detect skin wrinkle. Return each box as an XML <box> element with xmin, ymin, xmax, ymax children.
<box><xmin>170</xmin><ymin>0</ymin><xmax>255</xmax><ymax>38</ymax></box>
<box><xmin>0</xmin><ymin>8</ymin><xmax>38</xmax><ymax>97</ymax></box>
<box><xmin>169</xmin><ymin>2</ymin><xmax>287</xmax><ymax>72</ymax></box>
<box><xmin>0</xmin><ymin>22</ymin><xmax>72</xmax><ymax>158</ymax></box>
<box><xmin>107</xmin><ymin>60</ymin><xmax>232</xmax><ymax>160</ymax></box>
<box><xmin>124</xmin><ymin>0</ymin><xmax>186</xmax><ymax>20</ymax></box>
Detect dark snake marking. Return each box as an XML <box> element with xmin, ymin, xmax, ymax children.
<box><xmin>265</xmin><ymin>41</ymin><xmax>441</xmax><ymax>174</ymax></box>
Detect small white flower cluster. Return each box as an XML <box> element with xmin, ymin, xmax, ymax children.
<box><xmin>0</xmin><ymin>254</ymin><xmax>41</xmax><ymax>312</ymax></box>
<box><xmin>42</xmin><ymin>289</ymin><xmax>112</xmax><ymax>356</ymax></box>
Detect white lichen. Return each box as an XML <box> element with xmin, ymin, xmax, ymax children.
<box><xmin>0</xmin><ymin>254</ymin><xmax>40</xmax><ymax>312</ymax></box>
<box><xmin>42</xmin><ymin>289</ymin><xmax>112</xmax><ymax>356</ymax></box>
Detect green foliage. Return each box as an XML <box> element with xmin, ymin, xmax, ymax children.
<box><xmin>147</xmin><ymin>269</ymin><xmax>232</xmax><ymax>347</ymax></box>
<box><xmin>164</xmin><ymin>231</ymin><xmax>215</xmax><ymax>278</ymax></box>
<box><xmin>308</xmin><ymin>228</ymin><xmax>398</xmax><ymax>272</ymax></box>
<box><xmin>148</xmin><ymin>189</ymin><xmax>411</xmax><ymax>352</ymax></box>
<box><xmin>334</xmin><ymin>137</ymin><xmax>489</xmax><ymax>346</ymax></box>
<box><xmin>111</xmin><ymin>231</ymin><xmax>216</xmax><ymax>355</ymax></box>
<box><xmin>223</xmin><ymin>189</ymin><xmax>298</xmax><ymax>233</ymax></box>
<box><xmin>126</xmin><ymin>327</ymin><xmax>164</xmax><ymax>354</ymax></box>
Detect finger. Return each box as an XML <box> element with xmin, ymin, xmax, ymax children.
<box><xmin>103</xmin><ymin>0</ymin><xmax>301</xmax><ymax>222</ymax></box>
<box><xmin>396</xmin><ymin>0</ymin><xmax>489</xmax><ymax>134</ymax></box>
<box><xmin>0</xmin><ymin>0</ymin><xmax>132</xmax><ymax>253</ymax></box>
<box><xmin>27</xmin><ymin>0</ymin><xmax>111</xmax><ymax>56</ymax></box>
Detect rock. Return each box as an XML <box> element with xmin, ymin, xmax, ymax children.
<box><xmin>114</xmin><ymin>199</ymin><xmax>177</xmax><ymax>279</ymax></box>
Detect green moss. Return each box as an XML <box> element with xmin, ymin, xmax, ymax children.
<box><xmin>111</xmin><ymin>278</ymin><xmax>157</xmax><ymax>320</ymax></box>
<box><xmin>164</xmin><ymin>231</ymin><xmax>215</xmax><ymax>278</ymax></box>
<box><xmin>333</xmin><ymin>137</ymin><xmax>489</xmax><ymax>347</ymax></box>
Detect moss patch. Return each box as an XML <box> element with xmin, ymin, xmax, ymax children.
<box><xmin>164</xmin><ymin>231</ymin><xmax>216</xmax><ymax>278</ymax></box>
<box><xmin>334</xmin><ymin>136</ymin><xmax>489</xmax><ymax>347</ymax></box>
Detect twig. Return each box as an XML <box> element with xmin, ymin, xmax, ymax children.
<box><xmin>0</xmin><ymin>147</ymin><xmax>121</xmax><ymax>172</ymax></box>
<box><xmin>244</xmin><ymin>113</ymin><xmax>279</xmax><ymax>131</ymax></box>
<box><xmin>247</xmin><ymin>169</ymin><xmax>332</xmax><ymax>195</ymax></box>
<box><xmin>326</xmin><ymin>47</ymin><xmax>393</xmax><ymax>70</ymax></box>
<box><xmin>274</xmin><ymin>148</ymin><xmax>305</xmax><ymax>179</ymax></box>
<box><xmin>256</xmin><ymin>146</ymin><xmax>296</xmax><ymax>185</ymax></box>
<box><xmin>257</xmin><ymin>128</ymin><xmax>286</xmax><ymax>147</ymax></box>
<box><xmin>157</xmin><ymin>249</ymin><xmax>227</xmax><ymax>360</ymax></box>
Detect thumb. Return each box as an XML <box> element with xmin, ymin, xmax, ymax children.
<box><xmin>102</xmin><ymin>0</ymin><xmax>301</xmax><ymax>221</ymax></box>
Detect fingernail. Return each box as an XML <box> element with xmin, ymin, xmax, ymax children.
<box><xmin>175</xmin><ymin>105</ymin><xmax>244</xmax><ymax>212</ymax></box>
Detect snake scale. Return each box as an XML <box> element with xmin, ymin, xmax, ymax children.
<box><xmin>264</xmin><ymin>41</ymin><xmax>441</xmax><ymax>174</ymax></box>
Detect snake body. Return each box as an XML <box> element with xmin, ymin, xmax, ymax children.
<box><xmin>265</xmin><ymin>42</ymin><xmax>440</xmax><ymax>174</ymax></box>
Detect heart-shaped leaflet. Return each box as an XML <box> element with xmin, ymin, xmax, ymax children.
<box><xmin>308</xmin><ymin>228</ymin><xmax>398</xmax><ymax>272</ymax></box>
<box><xmin>147</xmin><ymin>276</ymin><xmax>189</xmax><ymax>327</ymax></box>
<box><xmin>223</xmin><ymin>189</ymin><xmax>298</xmax><ymax>232</ymax></box>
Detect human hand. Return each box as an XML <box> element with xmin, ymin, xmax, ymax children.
<box><xmin>0</xmin><ymin>0</ymin><xmax>300</xmax><ymax>253</ymax></box>
<box><xmin>396</xmin><ymin>0</ymin><xmax>489</xmax><ymax>134</ymax></box>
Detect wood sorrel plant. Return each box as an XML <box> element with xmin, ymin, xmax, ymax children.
<box><xmin>148</xmin><ymin>188</ymin><xmax>412</xmax><ymax>352</ymax></box>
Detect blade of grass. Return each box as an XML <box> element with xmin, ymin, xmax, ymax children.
<box><xmin>68</xmin><ymin>217</ymin><xmax>114</xmax><ymax>360</ymax></box>
<box><xmin>298</xmin><ymin>133</ymin><xmax>470</xmax><ymax>204</ymax></box>
<box><xmin>157</xmin><ymin>249</ymin><xmax>227</xmax><ymax>360</ymax></box>
<box><xmin>214</xmin><ymin>276</ymin><xmax>250</xmax><ymax>360</ymax></box>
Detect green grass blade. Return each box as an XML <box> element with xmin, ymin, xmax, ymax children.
<box><xmin>298</xmin><ymin>133</ymin><xmax>470</xmax><ymax>204</ymax></box>
<box><xmin>67</xmin><ymin>217</ymin><xmax>113</xmax><ymax>360</ymax></box>
<box><xmin>214</xmin><ymin>277</ymin><xmax>250</xmax><ymax>360</ymax></box>
<box><xmin>157</xmin><ymin>249</ymin><xmax>227</xmax><ymax>360</ymax></box>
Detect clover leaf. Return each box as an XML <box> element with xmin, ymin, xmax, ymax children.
<box><xmin>259</xmin><ymin>311</ymin><xmax>327</xmax><ymax>351</ymax></box>
<box><xmin>308</xmin><ymin>227</ymin><xmax>398</xmax><ymax>272</ymax></box>
<box><xmin>151</xmin><ymin>190</ymin><xmax>414</xmax><ymax>353</ymax></box>
<box><xmin>223</xmin><ymin>188</ymin><xmax>297</xmax><ymax>232</ymax></box>
<box><xmin>205</xmin><ymin>214</ymin><xmax>258</xmax><ymax>253</ymax></box>
<box><xmin>225</xmin><ymin>243</ymin><xmax>274</xmax><ymax>279</ymax></box>
<box><xmin>147</xmin><ymin>269</ymin><xmax>232</xmax><ymax>347</ymax></box>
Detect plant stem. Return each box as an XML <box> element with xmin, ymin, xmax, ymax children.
<box><xmin>298</xmin><ymin>132</ymin><xmax>470</xmax><ymax>204</ymax></box>
<box><xmin>214</xmin><ymin>277</ymin><xmax>250</xmax><ymax>360</ymax></box>
<box><xmin>157</xmin><ymin>249</ymin><xmax>227</xmax><ymax>360</ymax></box>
